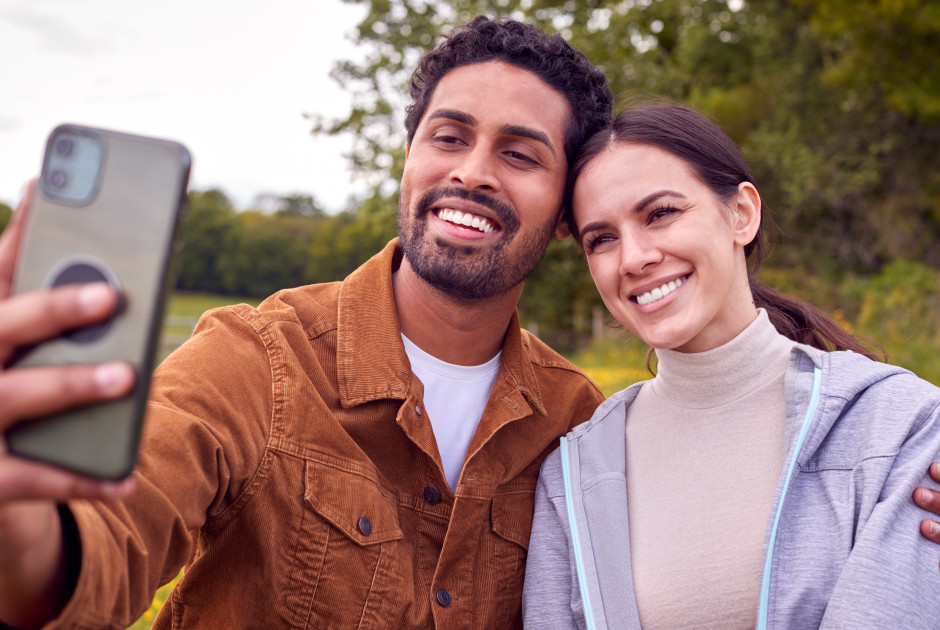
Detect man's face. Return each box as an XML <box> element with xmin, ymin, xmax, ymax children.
<box><xmin>398</xmin><ymin>60</ymin><xmax>571</xmax><ymax>300</ymax></box>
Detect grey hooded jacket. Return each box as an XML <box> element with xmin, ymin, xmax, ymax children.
<box><xmin>522</xmin><ymin>346</ymin><xmax>940</xmax><ymax>629</ymax></box>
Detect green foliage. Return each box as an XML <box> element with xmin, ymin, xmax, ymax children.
<box><xmin>0</xmin><ymin>202</ymin><xmax>12</xmax><ymax>234</ymax></box>
<box><xmin>175</xmin><ymin>189</ymin><xmax>238</xmax><ymax>293</ymax></box>
<box><xmin>318</xmin><ymin>0</ymin><xmax>940</xmax><ymax>297</ymax></box>
<box><xmin>518</xmin><ymin>237</ymin><xmax>601</xmax><ymax>352</ymax></box>
<box><xmin>565</xmin><ymin>334</ymin><xmax>652</xmax><ymax>397</ymax></box>
<box><xmin>215</xmin><ymin>210</ymin><xmax>316</xmax><ymax>296</ymax></box>
<box><xmin>855</xmin><ymin>261</ymin><xmax>940</xmax><ymax>373</ymax></box>
<box><xmin>173</xmin><ymin>187</ymin><xmax>397</xmax><ymax>298</ymax></box>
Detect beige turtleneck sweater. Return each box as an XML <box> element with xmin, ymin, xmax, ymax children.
<box><xmin>625</xmin><ymin>310</ymin><xmax>795</xmax><ymax>629</ymax></box>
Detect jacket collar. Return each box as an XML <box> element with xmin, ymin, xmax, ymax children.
<box><xmin>335</xmin><ymin>238</ymin><xmax>545</xmax><ymax>416</ymax></box>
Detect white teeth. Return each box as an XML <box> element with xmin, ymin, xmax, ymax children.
<box><xmin>636</xmin><ymin>276</ymin><xmax>685</xmax><ymax>305</ymax></box>
<box><xmin>437</xmin><ymin>209</ymin><xmax>496</xmax><ymax>233</ymax></box>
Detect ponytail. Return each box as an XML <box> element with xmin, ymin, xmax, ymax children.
<box><xmin>749</xmin><ymin>276</ymin><xmax>883</xmax><ymax>361</ymax></box>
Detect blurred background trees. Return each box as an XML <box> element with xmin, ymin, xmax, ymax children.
<box><xmin>169</xmin><ymin>0</ymin><xmax>938</xmax><ymax>356</ymax></box>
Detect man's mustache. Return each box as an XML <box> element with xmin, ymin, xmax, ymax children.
<box><xmin>417</xmin><ymin>187</ymin><xmax>519</xmax><ymax>233</ymax></box>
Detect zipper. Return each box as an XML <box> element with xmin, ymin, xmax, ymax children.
<box><xmin>560</xmin><ymin>435</ymin><xmax>599</xmax><ymax>630</ymax></box>
<box><xmin>756</xmin><ymin>364</ymin><xmax>823</xmax><ymax>629</ymax></box>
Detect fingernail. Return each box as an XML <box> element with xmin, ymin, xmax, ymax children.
<box><xmin>917</xmin><ymin>488</ymin><xmax>930</xmax><ymax>505</ymax></box>
<box><xmin>78</xmin><ymin>283</ymin><xmax>112</xmax><ymax>313</ymax></box>
<box><xmin>929</xmin><ymin>521</ymin><xmax>940</xmax><ymax>537</ymax></box>
<box><xmin>94</xmin><ymin>362</ymin><xmax>133</xmax><ymax>396</ymax></box>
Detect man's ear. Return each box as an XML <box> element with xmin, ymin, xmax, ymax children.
<box><xmin>554</xmin><ymin>209</ymin><xmax>572</xmax><ymax>240</ymax></box>
<box><xmin>732</xmin><ymin>182</ymin><xmax>761</xmax><ymax>246</ymax></box>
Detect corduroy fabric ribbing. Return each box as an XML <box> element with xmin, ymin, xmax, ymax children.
<box><xmin>50</xmin><ymin>239</ymin><xmax>605</xmax><ymax>630</ymax></box>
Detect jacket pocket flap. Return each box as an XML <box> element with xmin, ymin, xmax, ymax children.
<box><xmin>490</xmin><ymin>492</ymin><xmax>534</xmax><ymax>550</ymax></box>
<box><xmin>304</xmin><ymin>459</ymin><xmax>403</xmax><ymax>546</ymax></box>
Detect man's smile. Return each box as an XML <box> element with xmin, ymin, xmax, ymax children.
<box><xmin>435</xmin><ymin>208</ymin><xmax>498</xmax><ymax>233</ymax></box>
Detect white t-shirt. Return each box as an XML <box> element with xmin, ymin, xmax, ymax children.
<box><xmin>402</xmin><ymin>334</ymin><xmax>501</xmax><ymax>491</ymax></box>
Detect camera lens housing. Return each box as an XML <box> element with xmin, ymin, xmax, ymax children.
<box><xmin>41</xmin><ymin>127</ymin><xmax>104</xmax><ymax>205</ymax></box>
<box><xmin>48</xmin><ymin>169</ymin><xmax>68</xmax><ymax>188</ymax></box>
<box><xmin>54</xmin><ymin>137</ymin><xmax>73</xmax><ymax>156</ymax></box>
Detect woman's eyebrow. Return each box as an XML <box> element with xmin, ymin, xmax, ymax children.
<box><xmin>576</xmin><ymin>190</ymin><xmax>687</xmax><ymax>235</ymax></box>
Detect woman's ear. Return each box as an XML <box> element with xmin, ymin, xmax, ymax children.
<box><xmin>732</xmin><ymin>182</ymin><xmax>761</xmax><ymax>246</ymax></box>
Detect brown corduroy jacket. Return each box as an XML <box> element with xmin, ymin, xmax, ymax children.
<box><xmin>50</xmin><ymin>239</ymin><xmax>604</xmax><ymax>629</ymax></box>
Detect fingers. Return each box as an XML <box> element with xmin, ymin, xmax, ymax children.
<box><xmin>0</xmin><ymin>458</ymin><xmax>135</xmax><ymax>503</ymax></box>
<box><xmin>0</xmin><ymin>283</ymin><xmax>119</xmax><ymax>364</ymax></box>
<box><xmin>914</xmin><ymin>477</ymin><xmax>940</xmax><ymax>548</ymax></box>
<box><xmin>0</xmin><ymin>362</ymin><xmax>135</xmax><ymax>429</ymax></box>
<box><xmin>930</xmin><ymin>462</ymin><xmax>940</xmax><ymax>484</ymax></box>
<box><xmin>920</xmin><ymin>518</ymin><xmax>940</xmax><ymax>545</ymax></box>
<box><xmin>0</xmin><ymin>180</ymin><xmax>36</xmax><ymax>299</ymax></box>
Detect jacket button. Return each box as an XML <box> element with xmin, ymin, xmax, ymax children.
<box><xmin>436</xmin><ymin>588</ymin><xmax>452</xmax><ymax>607</ymax></box>
<box><xmin>415</xmin><ymin>405</ymin><xmax>423</xmax><ymax>415</ymax></box>
<box><xmin>423</xmin><ymin>486</ymin><xmax>441</xmax><ymax>505</ymax></box>
<box><xmin>358</xmin><ymin>516</ymin><xmax>372</xmax><ymax>536</ymax></box>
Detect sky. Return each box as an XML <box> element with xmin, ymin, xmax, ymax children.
<box><xmin>0</xmin><ymin>0</ymin><xmax>369</xmax><ymax>212</ymax></box>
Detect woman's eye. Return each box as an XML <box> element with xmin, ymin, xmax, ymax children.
<box><xmin>583</xmin><ymin>234</ymin><xmax>614</xmax><ymax>253</ymax></box>
<box><xmin>648</xmin><ymin>207</ymin><xmax>677</xmax><ymax>223</ymax></box>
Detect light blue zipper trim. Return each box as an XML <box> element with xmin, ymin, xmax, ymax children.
<box><xmin>756</xmin><ymin>364</ymin><xmax>822</xmax><ymax>629</ymax></box>
<box><xmin>560</xmin><ymin>435</ymin><xmax>598</xmax><ymax>630</ymax></box>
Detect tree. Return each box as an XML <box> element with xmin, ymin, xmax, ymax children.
<box><xmin>317</xmin><ymin>0</ymin><xmax>940</xmax><ymax>275</ymax></box>
<box><xmin>175</xmin><ymin>189</ymin><xmax>237</xmax><ymax>293</ymax></box>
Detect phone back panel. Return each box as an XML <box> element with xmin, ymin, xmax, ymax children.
<box><xmin>8</xmin><ymin>124</ymin><xmax>191</xmax><ymax>479</ymax></box>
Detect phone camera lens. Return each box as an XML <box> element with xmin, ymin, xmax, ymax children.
<box><xmin>49</xmin><ymin>169</ymin><xmax>68</xmax><ymax>189</ymax></box>
<box><xmin>54</xmin><ymin>137</ymin><xmax>73</xmax><ymax>156</ymax></box>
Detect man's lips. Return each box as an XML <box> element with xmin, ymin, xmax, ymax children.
<box><xmin>435</xmin><ymin>207</ymin><xmax>498</xmax><ymax>233</ymax></box>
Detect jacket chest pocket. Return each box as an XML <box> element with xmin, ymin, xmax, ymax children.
<box><xmin>288</xmin><ymin>458</ymin><xmax>408</xmax><ymax>629</ymax></box>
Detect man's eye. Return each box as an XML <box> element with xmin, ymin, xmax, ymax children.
<box><xmin>506</xmin><ymin>151</ymin><xmax>538</xmax><ymax>165</ymax></box>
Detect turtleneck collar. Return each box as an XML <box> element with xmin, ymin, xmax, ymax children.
<box><xmin>648</xmin><ymin>309</ymin><xmax>795</xmax><ymax>410</ymax></box>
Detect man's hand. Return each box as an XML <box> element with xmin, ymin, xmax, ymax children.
<box><xmin>914</xmin><ymin>463</ymin><xmax>940</xmax><ymax>545</ymax></box>
<box><xmin>0</xmin><ymin>182</ymin><xmax>139</xmax><ymax>628</ymax></box>
<box><xmin>0</xmin><ymin>181</ymin><xmax>136</xmax><ymax>502</ymax></box>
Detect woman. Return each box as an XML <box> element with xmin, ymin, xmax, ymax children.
<box><xmin>522</xmin><ymin>103</ymin><xmax>940</xmax><ymax>629</ymax></box>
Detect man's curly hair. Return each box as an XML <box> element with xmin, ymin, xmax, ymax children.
<box><xmin>404</xmin><ymin>16</ymin><xmax>613</xmax><ymax>167</ymax></box>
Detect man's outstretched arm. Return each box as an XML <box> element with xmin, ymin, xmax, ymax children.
<box><xmin>0</xmin><ymin>182</ymin><xmax>134</xmax><ymax>628</ymax></box>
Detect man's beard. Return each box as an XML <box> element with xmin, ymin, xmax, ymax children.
<box><xmin>398</xmin><ymin>186</ymin><xmax>556</xmax><ymax>300</ymax></box>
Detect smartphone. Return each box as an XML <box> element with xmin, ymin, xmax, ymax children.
<box><xmin>6</xmin><ymin>123</ymin><xmax>191</xmax><ymax>479</ymax></box>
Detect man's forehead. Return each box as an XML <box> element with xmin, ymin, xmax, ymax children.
<box><xmin>419</xmin><ymin>61</ymin><xmax>571</xmax><ymax>143</ymax></box>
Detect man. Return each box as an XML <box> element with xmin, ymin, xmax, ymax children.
<box><xmin>0</xmin><ymin>17</ymin><xmax>611</xmax><ymax>629</ymax></box>
<box><xmin>2</xmin><ymin>15</ymin><xmax>940</xmax><ymax>630</ymax></box>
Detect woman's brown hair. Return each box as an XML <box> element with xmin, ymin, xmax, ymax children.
<box><xmin>565</xmin><ymin>102</ymin><xmax>880</xmax><ymax>360</ymax></box>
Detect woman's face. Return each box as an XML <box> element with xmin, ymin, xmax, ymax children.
<box><xmin>571</xmin><ymin>142</ymin><xmax>761</xmax><ymax>353</ymax></box>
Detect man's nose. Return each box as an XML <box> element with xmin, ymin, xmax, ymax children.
<box><xmin>449</xmin><ymin>146</ymin><xmax>499</xmax><ymax>192</ymax></box>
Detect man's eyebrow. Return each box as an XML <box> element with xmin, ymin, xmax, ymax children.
<box><xmin>426</xmin><ymin>108</ymin><xmax>476</xmax><ymax>126</ymax></box>
<box><xmin>500</xmin><ymin>124</ymin><xmax>557</xmax><ymax>156</ymax></box>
